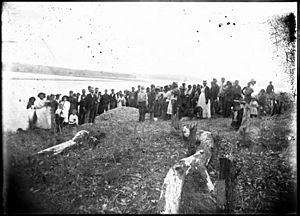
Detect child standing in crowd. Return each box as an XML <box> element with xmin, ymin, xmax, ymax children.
<box><xmin>69</xmin><ymin>109</ymin><xmax>79</xmax><ymax>126</ymax></box>
<box><xmin>250</xmin><ymin>97</ymin><xmax>259</xmax><ymax>118</ymax></box>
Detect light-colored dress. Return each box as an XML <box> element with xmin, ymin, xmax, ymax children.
<box><xmin>34</xmin><ymin>98</ymin><xmax>52</xmax><ymax>129</ymax></box>
<box><xmin>117</xmin><ymin>96</ymin><xmax>126</xmax><ymax>107</ymax></box>
<box><xmin>197</xmin><ymin>88</ymin><xmax>211</xmax><ymax>118</ymax></box>
<box><xmin>250</xmin><ymin>100</ymin><xmax>259</xmax><ymax>116</ymax></box>
<box><xmin>167</xmin><ymin>93</ymin><xmax>176</xmax><ymax>115</ymax></box>
<box><xmin>60</xmin><ymin>101</ymin><xmax>71</xmax><ymax>123</ymax></box>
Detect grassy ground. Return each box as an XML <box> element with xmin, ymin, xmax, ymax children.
<box><xmin>3</xmin><ymin>105</ymin><xmax>297</xmax><ymax>214</ymax></box>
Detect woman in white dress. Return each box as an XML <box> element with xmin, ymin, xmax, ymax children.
<box><xmin>34</xmin><ymin>93</ymin><xmax>52</xmax><ymax>129</ymax></box>
<box><xmin>117</xmin><ymin>92</ymin><xmax>126</xmax><ymax>108</ymax></box>
<box><xmin>60</xmin><ymin>95</ymin><xmax>71</xmax><ymax>126</ymax></box>
<box><xmin>167</xmin><ymin>83</ymin><xmax>179</xmax><ymax>116</ymax></box>
<box><xmin>197</xmin><ymin>81</ymin><xmax>211</xmax><ymax>119</ymax></box>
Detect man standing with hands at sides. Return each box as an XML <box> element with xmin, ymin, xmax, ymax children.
<box><xmin>97</xmin><ymin>91</ymin><xmax>103</xmax><ymax>115</ymax></box>
<box><xmin>110</xmin><ymin>89</ymin><xmax>117</xmax><ymax>109</ymax></box>
<box><xmin>84</xmin><ymin>87</ymin><xmax>96</xmax><ymax>123</ymax></box>
<box><xmin>266</xmin><ymin>81</ymin><xmax>274</xmax><ymax>95</ymax></box>
<box><xmin>148</xmin><ymin>84</ymin><xmax>156</xmax><ymax>121</ymax></box>
<box><xmin>218</xmin><ymin>77</ymin><xmax>226</xmax><ymax>116</ymax></box>
<box><xmin>137</xmin><ymin>86</ymin><xmax>148</xmax><ymax>122</ymax></box>
<box><xmin>128</xmin><ymin>87</ymin><xmax>136</xmax><ymax>107</ymax></box>
<box><xmin>101</xmin><ymin>89</ymin><xmax>110</xmax><ymax>112</ymax></box>
<box><xmin>135</xmin><ymin>85</ymin><xmax>141</xmax><ymax>108</ymax></box>
<box><xmin>210</xmin><ymin>79</ymin><xmax>220</xmax><ymax>116</ymax></box>
<box><xmin>78</xmin><ymin>89</ymin><xmax>86</xmax><ymax>125</ymax></box>
<box><xmin>94</xmin><ymin>87</ymin><xmax>100</xmax><ymax>116</ymax></box>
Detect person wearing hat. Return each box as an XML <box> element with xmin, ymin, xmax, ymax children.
<box><xmin>137</xmin><ymin>86</ymin><xmax>148</xmax><ymax>122</ymax></box>
<box><xmin>34</xmin><ymin>92</ymin><xmax>52</xmax><ymax>129</ymax></box>
<box><xmin>59</xmin><ymin>95</ymin><xmax>71</xmax><ymax>126</ymax></box>
<box><xmin>196</xmin><ymin>80</ymin><xmax>211</xmax><ymax>119</ymax></box>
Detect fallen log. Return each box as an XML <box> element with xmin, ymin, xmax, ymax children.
<box><xmin>157</xmin><ymin>126</ymin><xmax>215</xmax><ymax>214</ymax></box>
<box><xmin>37</xmin><ymin>130</ymin><xmax>90</xmax><ymax>155</ymax></box>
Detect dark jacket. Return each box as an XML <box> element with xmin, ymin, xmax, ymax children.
<box><xmin>101</xmin><ymin>93</ymin><xmax>110</xmax><ymax>105</ymax></box>
<box><xmin>225</xmin><ymin>86</ymin><xmax>235</xmax><ymax>102</ymax></box>
<box><xmin>210</xmin><ymin>84</ymin><xmax>220</xmax><ymax>100</ymax></box>
<box><xmin>203</xmin><ymin>86</ymin><xmax>210</xmax><ymax>102</ymax></box>
<box><xmin>148</xmin><ymin>90</ymin><xmax>156</xmax><ymax>105</ymax></box>
<box><xmin>85</xmin><ymin>93</ymin><xmax>96</xmax><ymax>111</ymax></box>
<box><xmin>110</xmin><ymin>93</ymin><xmax>117</xmax><ymax>103</ymax></box>
<box><xmin>233</xmin><ymin>85</ymin><xmax>242</xmax><ymax>99</ymax></box>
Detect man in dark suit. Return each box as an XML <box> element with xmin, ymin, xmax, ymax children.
<box><xmin>110</xmin><ymin>89</ymin><xmax>117</xmax><ymax>109</ymax></box>
<box><xmin>210</xmin><ymin>79</ymin><xmax>220</xmax><ymax>116</ymax></box>
<box><xmin>101</xmin><ymin>89</ymin><xmax>110</xmax><ymax>112</ymax></box>
<box><xmin>79</xmin><ymin>89</ymin><xmax>86</xmax><ymax>125</ymax></box>
<box><xmin>84</xmin><ymin>87</ymin><xmax>96</xmax><ymax>123</ymax></box>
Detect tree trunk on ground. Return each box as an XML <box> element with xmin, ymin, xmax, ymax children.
<box><xmin>157</xmin><ymin>127</ymin><xmax>216</xmax><ymax>214</ymax></box>
<box><xmin>37</xmin><ymin>130</ymin><xmax>90</xmax><ymax>155</ymax></box>
<box><xmin>216</xmin><ymin>157</ymin><xmax>236</xmax><ymax>213</ymax></box>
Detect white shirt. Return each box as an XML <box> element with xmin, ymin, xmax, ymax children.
<box><xmin>69</xmin><ymin>114</ymin><xmax>78</xmax><ymax>125</ymax></box>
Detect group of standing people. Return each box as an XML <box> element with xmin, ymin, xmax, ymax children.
<box><xmin>26</xmin><ymin>78</ymin><xmax>277</xmax><ymax>131</ymax></box>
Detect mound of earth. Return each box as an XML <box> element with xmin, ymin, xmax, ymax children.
<box><xmin>95</xmin><ymin>107</ymin><xmax>139</xmax><ymax>123</ymax></box>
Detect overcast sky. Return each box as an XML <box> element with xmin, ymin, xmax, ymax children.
<box><xmin>2</xmin><ymin>2</ymin><xmax>297</xmax><ymax>87</ymax></box>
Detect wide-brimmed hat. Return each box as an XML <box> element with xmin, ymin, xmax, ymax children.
<box><xmin>37</xmin><ymin>92</ymin><xmax>46</xmax><ymax>98</ymax></box>
<box><xmin>62</xmin><ymin>95</ymin><xmax>69</xmax><ymax>101</ymax></box>
<box><xmin>250</xmin><ymin>78</ymin><xmax>256</xmax><ymax>83</ymax></box>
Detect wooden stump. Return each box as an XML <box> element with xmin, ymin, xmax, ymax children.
<box><xmin>157</xmin><ymin>128</ymin><xmax>216</xmax><ymax>214</ymax></box>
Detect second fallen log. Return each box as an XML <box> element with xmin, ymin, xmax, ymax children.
<box><xmin>37</xmin><ymin>130</ymin><xmax>90</xmax><ymax>155</ymax></box>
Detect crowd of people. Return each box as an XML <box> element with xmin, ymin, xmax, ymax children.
<box><xmin>26</xmin><ymin>77</ymin><xmax>279</xmax><ymax>132</ymax></box>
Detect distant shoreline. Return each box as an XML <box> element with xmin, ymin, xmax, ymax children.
<box><xmin>3</xmin><ymin>62</ymin><xmax>137</xmax><ymax>81</ymax></box>
<box><xmin>2</xmin><ymin>75</ymin><xmax>145</xmax><ymax>83</ymax></box>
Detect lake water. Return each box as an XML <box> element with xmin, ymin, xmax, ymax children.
<box><xmin>2</xmin><ymin>71</ymin><xmax>291</xmax><ymax>132</ymax></box>
<box><xmin>2</xmin><ymin>71</ymin><xmax>172</xmax><ymax>132</ymax></box>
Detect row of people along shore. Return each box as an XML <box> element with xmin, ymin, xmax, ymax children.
<box><xmin>26</xmin><ymin>78</ymin><xmax>278</xmax><ymax>132</ymax></box>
